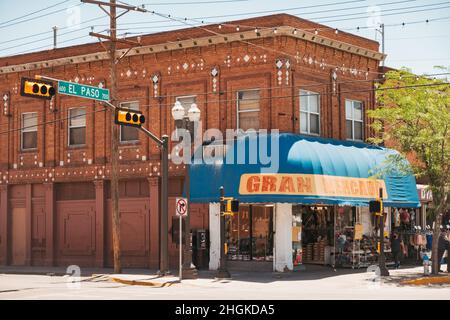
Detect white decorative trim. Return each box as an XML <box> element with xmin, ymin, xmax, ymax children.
<box><xmin>0</xmin><ymin>26</ymin><xmax>384</xmax><ymax>75</ymax></box>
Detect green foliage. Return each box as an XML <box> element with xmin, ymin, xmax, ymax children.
<box><xmin>367</xmin><ymin>68</ymin><xmax>450</xmax><ymax>189</ymax></box>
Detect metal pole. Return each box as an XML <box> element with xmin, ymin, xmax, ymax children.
<box><xmin>179</xmin><ymin>214</ymin><xmax>183</xmax><ymax>281</ymax></box>
<box><xmin>52</xmin><ymin>26</ymin><xmax>57</xmax><ymax>49</ymax></box>
<box><xmin>379</xmin><ymin>187</ymin><xmax>390</xmax><ymax>276</ymax></box>
<box><xmin>217</xmin><ymin>186</ymin><xmax>230</xmax><ymax>279</ymax></box>
<box><xmin>160</xmin><ymin>135</ymin><xmax>169</xmax><ymax>274</ymax></box>
<box><xmin>182</xmin><ymin>125</ymin><xmax>197</xmax><ymax>278</ymax></box>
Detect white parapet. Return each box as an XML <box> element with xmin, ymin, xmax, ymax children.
<box><xmin>209</xmin><ymin>202</ymin><xmax>221</xmax><ymax>270</ymax></box>
<box><xmin>274</xmin><ymin>203</ymin><xmax>293</xmax><ymax>272</ymax></box>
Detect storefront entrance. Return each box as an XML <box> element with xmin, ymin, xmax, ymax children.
<box><xmin>226</xmin><ymin>205</ymin><xmax>274</xmax><ymax>270</ymax></box>
<box><xmin>292</xmin><ymin>205</ymin><xmax>334</xmax><ymax>268</ymax></box>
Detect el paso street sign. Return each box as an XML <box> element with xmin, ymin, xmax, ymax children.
<box><xmin>58</xmin><ymin>80</ymin><xmax>110</xmax><ymax>102</ymax></box>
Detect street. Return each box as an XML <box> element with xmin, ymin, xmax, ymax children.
<box><xmin>0</xmin><ymin>266</ymin><xmax>449</xmax><ymax>300</ymax></box>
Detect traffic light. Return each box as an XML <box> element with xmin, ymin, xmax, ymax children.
<box><xmin>369</xmin><ymin>200</ymin><xmax>382</xmax><ymax>214</ymax></box>
<box><xmin>20</xmin><ymin>77</ymin><xmax>56</xmax><ymax>100</ymax></box>
<box><xmin>220</xmin><ymin>197</ymin><xmax>240</xmax><ymax>216</ymax></box>
<box><xmin>114</xmin><ymin>108</ymin><xmax>145</xmax><ymax>128</ymax></box>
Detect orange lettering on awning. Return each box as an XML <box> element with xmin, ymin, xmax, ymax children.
<box><xmin>262</xmin><ymin>176</ymin><xmax>277</xmax><ymax>192</ymax></box>
<box><xmin>297</xmin><ymin>176</ymin><xmax>313</xmax><ymax>193</ymax></box>
<box><xmin>246</xmin><ymin>175</ymin><xmax>260</xmax><ymax>193</ymax></box>
<box><xmin>351</xmin><ymin>181</ymin><xmax>359</xmax><ymax>195</ymax></box>
<box><xmin>279</xmin><ymin>176</ymin><xmax>295</xmax><ymax>193</ymax></box>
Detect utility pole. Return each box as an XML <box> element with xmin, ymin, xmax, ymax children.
<box><xmin>53</xmin><ymin>26</ymin><xmax>57</xmax><ymax>49</ymax></box>
<box><xmin>376</xmin><ymin>23</ymin><xmax>385</xmax><ymax>69</ymax></box>
<box><xmin>82</xmin><ymin>0</ymin><xmax>146</xmax><ymax>274</ymax></box>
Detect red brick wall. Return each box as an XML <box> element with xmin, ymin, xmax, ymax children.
<box><xmin>0</xmin><ymin>14</ymin><xmax>381</xmax><ymax>268</ymax></box>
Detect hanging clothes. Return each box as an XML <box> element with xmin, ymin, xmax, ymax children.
<box><xmin>426</xmin><ymin>234</ymin><xmax>433</xmax><ymax>250</ymax></box>
<box><xmin>394</xmin><ymin>208</ymin><xmax>401</xmax><ymax>227</ymax></box>
<box><xmin>400</xmin><ymin>209</ymin><xmax>410</xmax><ymax>224</ymax></box>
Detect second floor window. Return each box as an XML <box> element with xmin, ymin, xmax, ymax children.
<box><xmin>68</xmin><ymin>107</ymin><xmax>86</xmax><ymax>146</ymax></box>
<box><xmin>21</xmin><ymin>112</ymin><xmax>38</xmax><ymax>150</ymax></box>
<box><xmin>120</xmin><ymin>101</ymin><xmax>140</xmax><ymax>142</ymax></box>
<box><xmin>237</xmin><ymin>90</ymin><xmax>260</xmax><ymax>131</ymax></box>
<box><xmin>300</xmin><ymin>90</ymin><xmax>320</xmax><ymax>135</ymax></box>
<box><xmin>346</xmin><ymin>99</ymin><xmax>364</xmax><ymax>141</ymax></box>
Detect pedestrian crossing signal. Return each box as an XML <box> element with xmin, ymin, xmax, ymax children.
<box><xmin>20</xmin><ymin>77</ymin><xmax>56</xmax><ymax>100</ymax></box>
<box><xmin>114</xmin><ymin>108</ymin><xmax>145</xmax><ymax>128</ymax></box>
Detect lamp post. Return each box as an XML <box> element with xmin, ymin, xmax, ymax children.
<box><xmin>171</xmin><ymin>100</ymin><xmax>201</xmax><ymax>279</ymax></box>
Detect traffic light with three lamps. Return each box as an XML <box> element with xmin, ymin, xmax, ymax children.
<box><xmin>20</xmin><ymin>77</ymin><xmax>56</xmax><ymax>100</ymax></box>
<box><xmin>114</xmin><ymin>108</ymin><xmax>145</xmax><ymax>127</ymax></box>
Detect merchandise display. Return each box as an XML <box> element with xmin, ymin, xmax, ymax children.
<box><xmin>296</xmin><ymin>206</ymin><xmax>334</xmax><ymax>265</ymax></box>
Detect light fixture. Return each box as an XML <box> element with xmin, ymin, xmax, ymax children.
<box><xmin>314</xmin><ymin>29</ymin><xmax>318</xmax><ymax>35</ymax></box>
<box><xmin>255</xmin><ymin>27</ymin><xmax>259</xmax><ymax>33</ymax></box>
<box><xmin>335</xmin><ymin>28</ymin><xmax>339</xmax><ymax>34</ymax></box>
<box><xmin>273</xmin><ymin>28</ymin><xmax>278</xmax><ymax>34</ymax></box>
<box><xmin>187</xmin><ymin>103</ymin><xmax>201</xmax><ymax>122</ymax></box>
<box><xmin>293</xmin><ymin>28</ymin><xmax>298</xmax><ymax>35</ymax></box>
<box><xmin>236</xmin><ymin>25</ymin><xmax>240</xmax><ymax>31</ymax></box>
<box><xmin>171</xmin><ymin>100</ymin><xmax>185</xmax><ymax>121</ymax></box>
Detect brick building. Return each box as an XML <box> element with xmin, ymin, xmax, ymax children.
<box><xmin>0</xmin><ymin>14</ymin><xmax>385</xmax><ymax>269</ymax></box>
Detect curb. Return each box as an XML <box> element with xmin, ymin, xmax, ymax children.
<box><xmin>109</xmin><ymin>276</ymin><xmax>179</xmax><ymax>287</ymax></box>
<box><xmin>400</xmin><ymin>275</ymin><xmax>450</xmax><ymax>286</ymax></box>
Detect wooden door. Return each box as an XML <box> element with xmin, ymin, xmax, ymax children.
<box><xmin>11</xmin><ymin>207</ymin><xmax>26</xmax><ymax>266</ymax></box>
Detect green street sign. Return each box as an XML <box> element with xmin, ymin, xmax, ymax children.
<box><xmin>58</xmin><ymin>80</ymin><xmax>109</xmax><ymax>102</ymax></box>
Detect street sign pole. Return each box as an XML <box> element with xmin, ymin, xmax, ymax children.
<box><xmin>179</xmin><ymin>213</ymin><xmax>183</xmax><ymax>281</ymax></box>
<box><xmin>176</xmin><ymin>197</ymin><xmax>188</xmax><ymax>281</ymax></box>
<box><xmin>379</xmin><ymin>188</ymin><xmax>390</xmax><ymax>276</ymax></box>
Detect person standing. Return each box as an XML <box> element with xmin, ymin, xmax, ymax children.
<box><xmin>391</xmin><ymin>232</ymin><xmax>402</xmax><ymax>269</ymax></box>
<box><xmin>437</xmin><ymin>230</ymin><xmax>448</xmax><ymax>272</ymax></box>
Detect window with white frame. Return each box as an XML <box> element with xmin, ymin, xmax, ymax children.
<box><xmin>345</xmin><ymin>99</ymin><xmax>364</xmax><ymax>141</ymax></box>
<box><xmin>176</xmin><ymin>95</ymin><xmax>197</xmax><ymax>117</ymax></box>
<box><xmin>300</xmin><ymin>90</ymin><xmax>320</xmax><ymax>135</ymax></box>
<box><xmin>237</xmin><ymin>90</ymin><xmax>260</xmax><ymax>131</ymax></box>
<box><xmin>68</xmin><ymin>107</ymin><xmax>86</xmax><ymax>146</ymax></box>
<box><xmin>21</xmin><ymin>112</ymin><xmax>38</xmax><ymax>150</ymax></box>
<box><xmin>120</xmin><ymin>101</ymin><xmax>139</xmax><ymax>142</ymax></box>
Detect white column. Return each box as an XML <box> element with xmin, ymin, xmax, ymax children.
<box><xmin>274</xmin><ymin>203</ymin><xmax>293</xmax><ymax>272</ymax></box>
<box><xmin>209</xmin><ymin>202</ymin><xmax>221</xmax><ymax>270</ymax></box>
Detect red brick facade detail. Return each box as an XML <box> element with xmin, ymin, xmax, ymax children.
<box><xmin>0</xmin><ymin>14</ymin><xmax>381</xmax><ymax>268</ymax></box>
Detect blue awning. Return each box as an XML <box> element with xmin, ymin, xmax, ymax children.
<box><xmin>188</xmin><ymin>133</ymin><xmax>420</xmax><ymax>208</ymax></box>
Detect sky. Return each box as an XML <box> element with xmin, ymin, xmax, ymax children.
<box><xmin>0</xmin><ymin>0</ymin><xmax>449</xmax><ymax>75</ymax></box>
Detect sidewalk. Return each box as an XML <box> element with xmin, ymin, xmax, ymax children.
<box><xmin>0</xmin><ymin>264</ymin><xmax>448</xmax><ymax>287</ymax></box>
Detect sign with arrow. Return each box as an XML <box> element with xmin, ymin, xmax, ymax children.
<box><xmin>176</xmin><ymin>197</ymin><xmax>188</xmax><ymax>217</ymax></box>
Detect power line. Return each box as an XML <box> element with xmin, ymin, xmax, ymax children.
<box><xmin>1</xmin><ymin>82</ymin><xmax>448</xmax><ymax>139</ymax></box>
<box><xmin>3</xmin><ymin>1</ymin><xmax>450</xmax><ymax>61</ymax></box>
<box><xmin>0</xmin><ymin>2</ymin><xmax>84</xmax><ymax>30</ymax></box>
<box><xmin>0</xmin><ymin>0</ymin><xmax>73</xmax><ymax>26</ymax></box>
<box><xmin>0</xmin><ymin>71</ymin><xmax>447</xmax><ymax>131</ymax></box>
<box><xmin>0</xmin><ymin>107</ymin><xmax>107</xmax><ymax>137</ymax></box>
<box><xmin>144</xmin><ymin>0</ymin><xmax>249</xmax><ymax>4</ymax></box>
<box><xmin>133</xmin><ymin>82</ymin><xmax>450</xmax><ymax>109</ymax></box>
<box><xmin>186</xmin><ymin>0</ymin><xmax>414</xmax><ymax>21</ymax></box>
<box><xmin>319</xmin><ymin>3</ymin><xmax>450</xmax><ymax>23</ymax></box>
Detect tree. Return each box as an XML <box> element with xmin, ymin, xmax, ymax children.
<box><xmin>368</xmin><ymin>68</ymin><xmax>450</xmax><ymax>275</ymax></box>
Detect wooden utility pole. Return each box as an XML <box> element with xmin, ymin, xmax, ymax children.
<box><xmin>81</xmin><ymin>0</ymin><xmax>145</xmax><ymax>273</ymax></box>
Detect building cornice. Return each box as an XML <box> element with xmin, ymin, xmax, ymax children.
<box><xmin>0</xmin><ymin>25</ymin><xmax>385</xmax><ymax>75</ymax></box>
